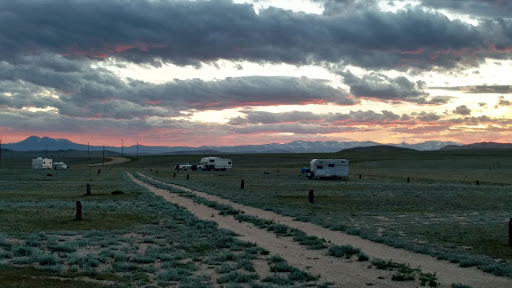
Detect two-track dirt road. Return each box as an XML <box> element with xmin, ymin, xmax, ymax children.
<box><xmin>129</xmin><ymin>172</ymin><xmax>512</xmax><ymax>288</ymax></box>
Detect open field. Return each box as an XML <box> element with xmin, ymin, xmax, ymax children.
<box><xmin>1</xmin><ymin>149</ymin><xmax>512</xmax><ymax>286</ymax></box>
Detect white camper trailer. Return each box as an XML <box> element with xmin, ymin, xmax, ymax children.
<box><xmin>32</xmin><ymin>157</ymin><xmax>53</xmax><ymax>169</ymax></box>
<box><xmin>200</xmin><ymin>157</ymin><xmax>232</xmax><ymax>171</ymax></box>
<box><xmin>309</xmin><ymin>159</ymin><xmax>349</xmax><ymax>180</ymax></box>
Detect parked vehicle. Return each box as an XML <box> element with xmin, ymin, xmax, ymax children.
<box><xmin>199</xmin><ymin>157</ymin><xmax>232</xmax><ymax>171</ymax></box>
<box><xmin>53</xmin><ymin>161</ymin><xmax>68</xmax><ymax>170</ymax></box>
<box><xmin>175</xmin><ymin>163</ymin><xmax>192</xmax><ymax>171</ymax></box>
<box><xmin>191</xmin><ymin>164</ymin><xmax>207</xmax><ymax>171</ymax></box>
<box><xmin>309</xmin><ymin>159</ymin><xmax>349</xmax><ymax>180</ymax></box>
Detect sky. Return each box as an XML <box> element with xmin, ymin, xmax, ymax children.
<box><xmin>1</xmin><ymin>0</ymin><xmax>511</xmax><ymax>147</ymax></box>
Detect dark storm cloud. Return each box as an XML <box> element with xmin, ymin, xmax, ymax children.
<box><xmin>453</xmin><ymin>105</ymin><xmax>472</xmax><ymax>115</ymax></box>
<box><xmin>340</xmin><ymin>70</ymin><xmax>444</xmax><ymax>103</ymax></box>
<box><xmin>314</xmin><ymin>0</ymin><xmax>379</xmax><ymax>16</ymax></box>
<box><xmin>228</xmin><ymin>110</ymin><xmax>322</xmax><ymax>125</ymax></box>
<box><xmin>414</xmin><ymin>111</ymin><xmax>441</xmax><ymax>122</ymax></box>
<box><xmin>434</xmin><ymin>85</ymin><xmax>512</xmax><ymax>93</ymax></box>
<box><xmin>230</xmin><ymin>123</ymin><xmax>358</xmax><ymax>134</ymax></box>
<box><xmin>1</xmin><ymin>0</ymin><xmax>510</xmax><ymax>70</ymax></box>
<box><xmin>229</xmin><ymin>109</ymin><xmax>433</xmax><ymax>126</ymax></box>
<box><xmin>0</xmin><ymin>109</ymin><xmax>152</xmax><ymax>135</ymax></box>
<box><xmin>1</xmin><ymin>54</ymin><xmax>354</xmax><ymax>118</ymax></box>
<box><xmin>421</xmin><ymin>0</ymin><xmax>512</xmax><ymax>18</ymax></box>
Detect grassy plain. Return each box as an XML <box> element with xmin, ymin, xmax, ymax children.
<box><xmin>128</xmin><ymin>149</ymin><xmax>512</xmax><ymax>277</ymax></box>
<box><xmin>0</xmin><ymin>151</ymin><xmax>328</xmax><ymax>287</ymax></box>
<box><xmin>1</xmin><ymin>148</ymin><xmax>512</xmax><ymax>285</ymax></box>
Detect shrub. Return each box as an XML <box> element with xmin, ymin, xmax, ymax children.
<box><xmin>459</xmin><ymin>258</ymin><xmax>482</xmax><ymax>268</ymax></box>
<box><xmin>158</xmin><ymin>268</ymin><xmax>192</xmax><ymax>281</ymax></box>
<box><xmin>0</xmin><ymin>235</ymin><xmax>11</xmax><ymax>248</ymax></box>
<box><xmin>49</xmin><ymin>243</ymin><xmax>77</xmax><ymax>253</ymax></box>
<box><xmin>113</xmin><ymin>261</ymin><xmax>138</xmax><ymax>272</ymax></box>
<box><xmin>0</xmin><ymin>250</ymin><xmax>13</xmax><ymax>259</ymax></box>
<box><xmin>262</xmin><ymin>275</ymin><xmax>292</xmax><ymax>285</ymax></box>
<box><xmin>328</xmin><ymin>245</ymin><xmax>361</xmax><ymax>259</ymax></box>
<box><xmin>12</xmin><ymin>245</ymin><xmax>39</xmax><ymax>257</ymax></box>
<box><xmin>288</xmin><ymin>267</ymin><xmax>319</xmax><ymax>282</ymax></box>
<box><xmin>391</xmin><ymin>272</ymin><xmax>415</xmax><ymax>281</ymax></box>
<box><xmin>419</xmin><ymin>272</ymin><xmax>439</xmax><ymax>287</ymax></box>
<box><xmin>357</xmin><ymin>252</ymin><xmax>369</xmax><ymax>261</ymax></box>
<box><xmin>131</xmin><ymin>254</ymin><xmax>156</xmax><ymax>264</ymax></box>
<box><xmin>37</xmin><ymin>254</ymin><xmax>62</xmax><ymax>266</ymax></box>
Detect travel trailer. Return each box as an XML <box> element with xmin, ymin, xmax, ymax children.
<box><xmin>309</xmin><ymin>159</ymin><xmax>349</xmax><ymax>180</ymax></box>
<box><xmin>199</xmin><ymin>157</ymin><xmax>232</xmax><ymax>171</ymax></box>
<box><xmin>32</xmin><ymin>157</ymin><xmax>53</xmax><ymax>169</ymax></box>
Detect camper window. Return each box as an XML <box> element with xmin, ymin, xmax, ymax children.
<box><xmin>317</xmin><ymin>165</ymin><xmax>323</xmax><ymax>169</ymax></box>
<box><xmin>228</xmin><ymin>162</ymin><xmax>232</xmax><ymax>165</ymax></box>
<box><xmin>209</xmin><ymin>159</ymin><xmax>215</xmax><ymax>163</ymax></box>
<box><xmin>328</xmin><ymin>164</ymin><xmax>335</xmax><ymax>167</ymax></box>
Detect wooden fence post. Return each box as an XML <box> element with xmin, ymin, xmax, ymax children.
<box><xmin>187</xmin><ymin>174</ymin><xmax>189</xmax><ymax>180</ymax></box>
<box><xmin>476</xmin><ymin>180</ymin><xmax>480</xmax><ymax>186</ymax></box>
<box><xmin>86</xmin><ymin>183</ymin><xmax>91</xmax><ymax>195</ymax></box>
<box><xmin>309</xmin><ymin>189</ymin><xmax>314</xmax><ymax>204</ymax></box>
<box><xmin>76</xmin><ymin>201</ymin><xmax>82</xmax><ymax>220</ymax></box>
<box><xmin>241</xmin><ymin>179</ymin><xmax>245</xmax><ymax>189</ymax></box>
<box><xmin>407</xmin><ymin>177</ymin><xmax>410</xmax><ymax>183</ymax></box>
<box><xmin>509</xmin><ymin>218</ymin><xmax>512</xmax><ymax>247</ymax></box>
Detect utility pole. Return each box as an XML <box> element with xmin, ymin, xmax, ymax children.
<box><xmin>0</xmin><ymin>139</ymin><xmax>2</xmax><ymax>165</ymax></box>
<box><xmin>102</xmin><ymin>145</ymin><xmax>105</xmax><ymax>166</ymax></box>
<box><xmin>88</xmin><ymin>141</ymin><xmax>89</xmax><ymax>156</ymax></box>
<box><xmin>121</xmin><ymin>139</ymin><xmax>124</xmax><ymax>156</ymax></box>
<box><xmin>136</xmin><ymin>141</ymin><xmax>139</xmax><ymax>159</ymax></box>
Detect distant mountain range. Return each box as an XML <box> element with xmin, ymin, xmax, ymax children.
<box><xmin>1</xmin><ymin>136</ymin><xmax>469</xmax><ymax>154</ymax></box>
<box><xmin>439</xmin><ymin>142</ymin><xmax>512</xmax><ymax>150</ymax></box>
<box><xmin>340</xmin><ymin>145</ymin><xmax>418</xmax><ymax>153</ymax></box>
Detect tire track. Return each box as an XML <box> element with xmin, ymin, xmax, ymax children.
<box><xmin>130</xmin><ymin>172</ymin><xmax>512</xmax><ymax>288</ymax></box>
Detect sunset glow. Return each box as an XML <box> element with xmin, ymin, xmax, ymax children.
<box><xmin>1</xmin><ymin>0</ymin><xmax>511</xmax><ymax>147</ymax></box>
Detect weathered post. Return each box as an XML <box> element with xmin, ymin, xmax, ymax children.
<box><xmin>173</xmin><ymin>172</ymin><xmax>176</xmax><ymax>178</ymax></box>
<box><xmin>476</xmin><ymin>180</ymin><xmax>480</xmax><ymax>186</ymax></box>
<box><xmin>86</xmin><ymin>183</ymin><xmax>91</xmax><ymax>195</ymax></box>
<box><xmin>76</xmin><ymin>201</ymin><xmax>82</xmax><ymax>220</ymax></box>
<box><xmin>309</xmin><ymin>189</ymin><xmax>314</xmax><ymax>204</ymax></box>
<box><xmin>359</xmin><ymin>174</ymin><xmax>362</xmax><ymax>179</ymax></box>
<box><xmin>407</xmin><ymin>177</ymin><xmax>410</xmax><ymax>183</ymax></box>
<box><xmin>509</xmin><ymin>218</ymin><xmax>512</xmax><ymax>247</ymax></box>
<box><xmin>241</xmin><ymin>179</ymin><xmax>245</xmax><ymax>189</ymax></box>
<box><xmin>187</xmin><ymin>174</ymin><xmax>190</xmax><ymax>180</ymax></box>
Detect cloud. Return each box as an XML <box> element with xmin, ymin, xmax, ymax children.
<box><xmin>230</xmin><ymin>123</ymin><xmax>358</xmax><ymax>135</ymax></box>
<box><xmin>498</xmin><ymin>95</ymin><xmax>511</xmax><ymax>106</ymax></box>
<box><xmin>230</xmin><ymin>109</ymin><xmax>432</xmax><ymax>126</ymax></box>
<box><xmin>421</xmin><ymin>0</ymin><xmax>512</xmax><ymax>18</ymax></box>
<box><xmin>415</xmin><ymin>112</ymin><xmax>441</xmax><ymax>122</ymax></box>
<box><xmin>340</xmin><ymin>70</ymin><xmax>433</xmax><ymax>103</ymax></box>
<box><xmin>1</xmin><ymin>0</ymin><xmax>510</xmax><ymax>70</ymax></box>
<box><xmin>228</xmin><ymin>110</ymin><xmax>322</xmax><ymax>125</ymax></box>
<box><xmin>1</xmin><ymin>54</ymin><xmax>355</xmax><ymax>118</ymax></box>
<box><xmin>453</xmin><ymin>105</ymin><xmax>472</xmax><ymax>115</ymax></box>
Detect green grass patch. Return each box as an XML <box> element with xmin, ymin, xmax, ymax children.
<box><xmin>0</xmin><ymin>266</ymin><xmax>113</xmax><ymax>288</ymax></box>
<box><xmin>0</xmin><ymin>208</ymin><xmax>147</xmax><ymax>234</ymax></box>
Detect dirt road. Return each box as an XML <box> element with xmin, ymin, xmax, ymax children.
<box><xmin>83</xmin><ymin>157</ymin><xmax>132</xmax><ymax>166</ymax></box>
<box><xmin>129</xmin><ymin>172</ymin><xmax>512</xmax><ymax>288</ymax></box>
